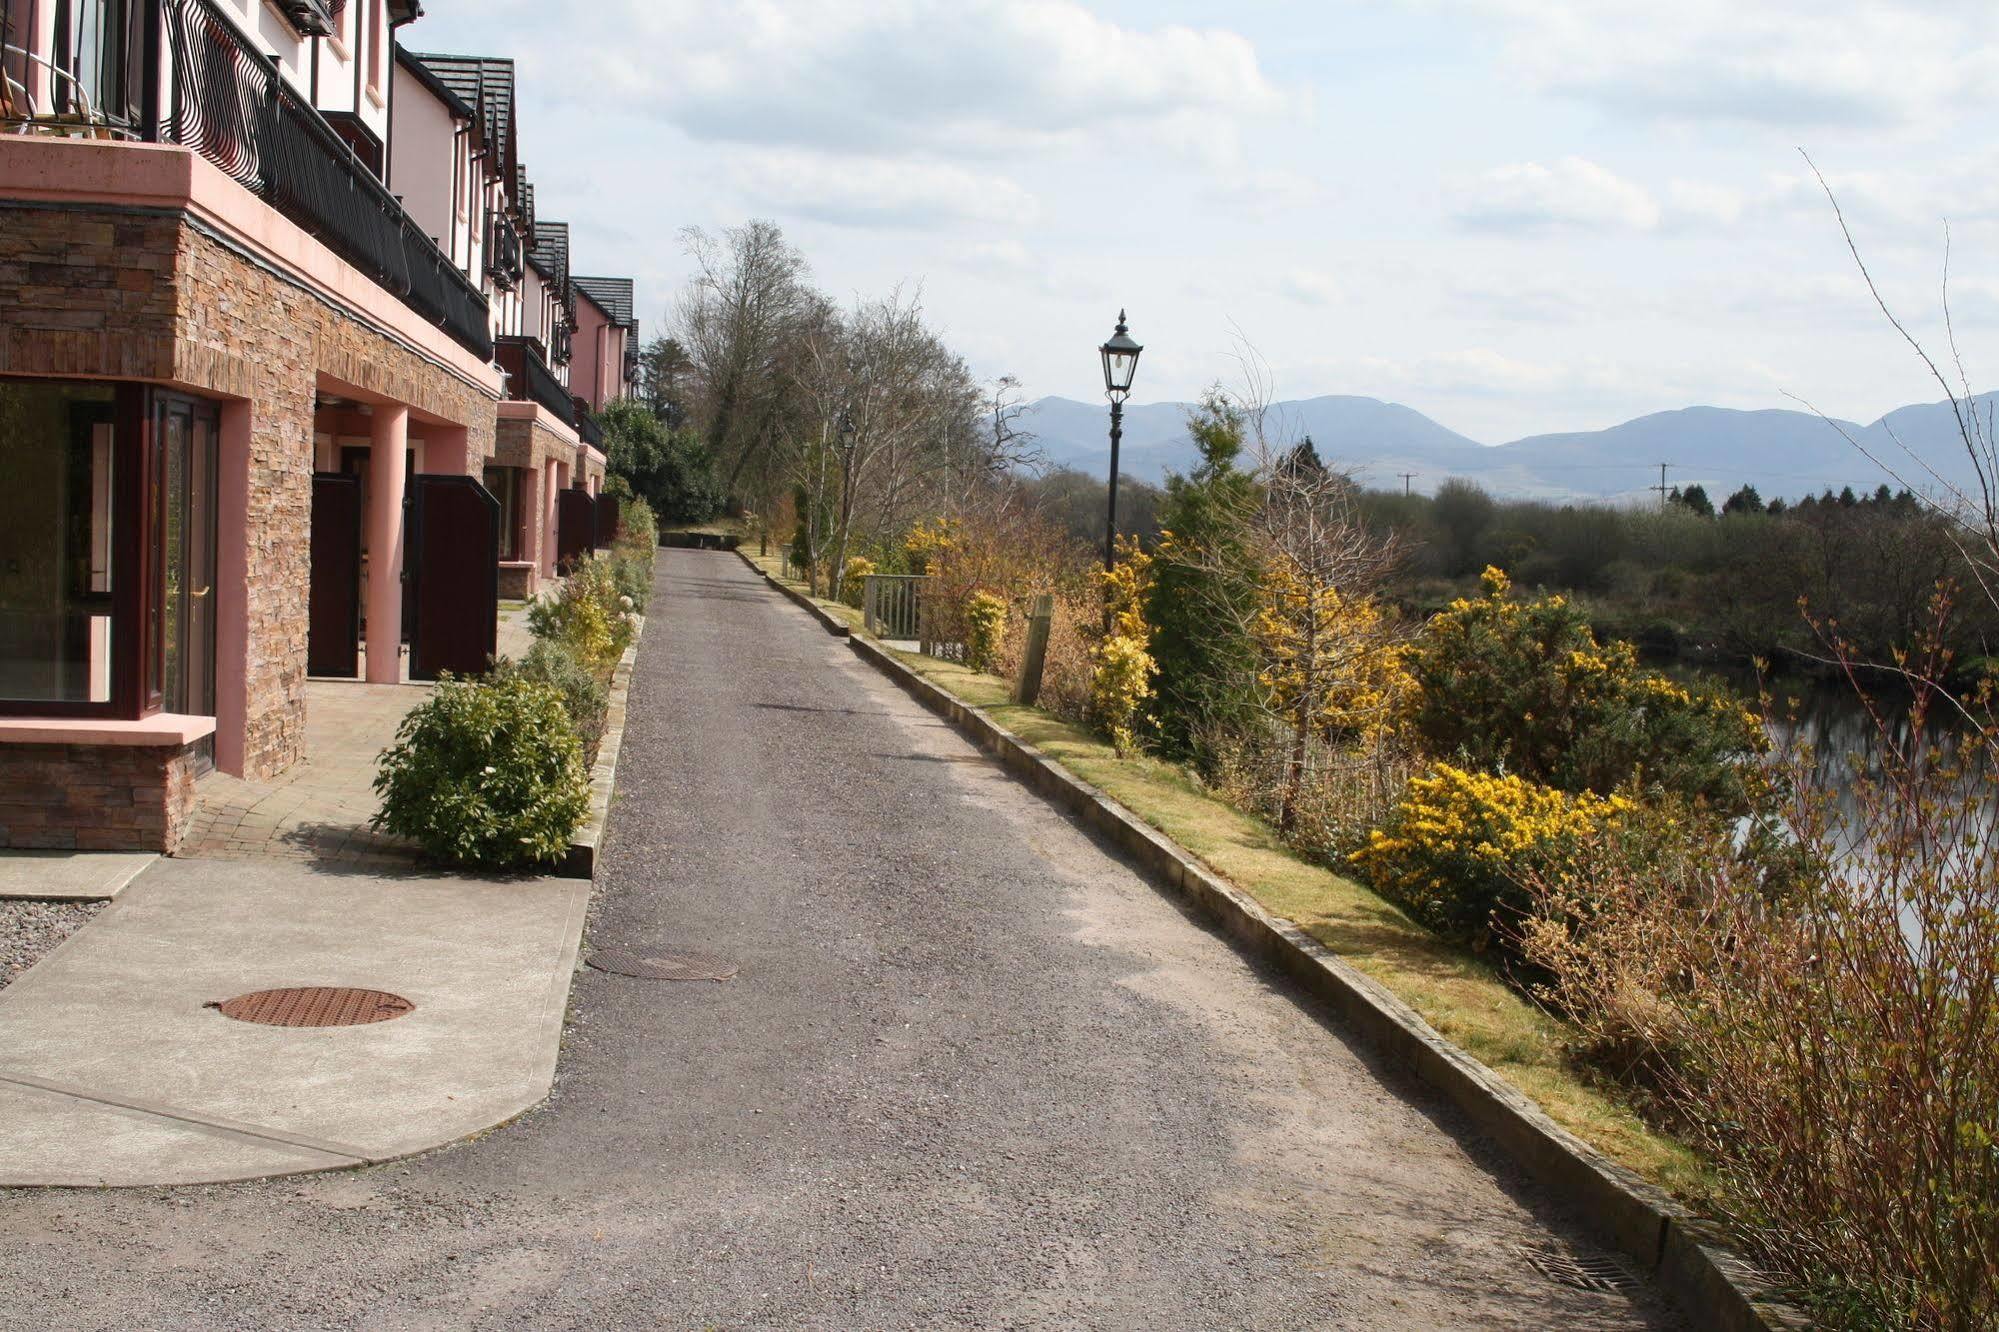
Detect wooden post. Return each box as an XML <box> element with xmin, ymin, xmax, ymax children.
<box><xmin>1014</xmin><ymin>593</ymin><xmax>1053</xmax><ymax>705</ymax></box>
<box><xmin>863</xmin><ymin>576</ymin><xmax>878</xmax><ymax>636</ymax></box>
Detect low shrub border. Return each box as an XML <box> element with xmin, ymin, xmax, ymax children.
<box><xmin>737</xmin><ymin>546</ymin><xmax>1801</xmax><ymax>1332</ymax></box>
<box><xmin>558</xmin><ymin>621</ymin><xmax>641</xmax><ymax>879</ymax></box>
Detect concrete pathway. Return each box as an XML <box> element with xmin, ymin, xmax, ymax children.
<box><xmin>0</xmin><ymin>856</ymin><xmax>587</xmax><ymax>1186</ymax></box>
<box><xmin>0</xmin><ymin>850</ymin><xmax>154</xmax><ymax>900</ymax></box>
<box><xmin>0</xmin><ymin>550</ymin><xmax>1682</xmax><ymax>1329</ymax></box>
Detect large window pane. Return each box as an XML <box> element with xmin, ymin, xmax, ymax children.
<box><xmin>0</xmin><ymin>382</ymin><xmax>118</xmax><ymax>704</ymax></box>
<box><xmin>483</xmin><ymin>465</ymin><xmax>521</xmax><ymax>560</ymax></box>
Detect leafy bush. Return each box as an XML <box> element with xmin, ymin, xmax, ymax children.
<box><xmin>1349</xmin><ymin>762</ymin><xmax>1630</xmax><ymax>944</ymax></box>
<box><xmin>963</xmin><ymin>590</ymin><xmax>1007</xmax><ymax>673</ymax></box>
<box><xmin>841</xmin><ymin>555</ymin><xmax>875</xmax><ymax>608</ymax></box>
<box><xmin>599</xmin><ymin>400</ymin><xmax>721</xmax><ymax>523</ymax></box>
<box><xmin>372</xmin><ymin>674</ymin><xmax>589</xmax><ymax>869</ymax></box>
<box><xmin>1090</xmin><ymin>539</ymin><xmax>1155</xmax><ymax>754</ymax></box>
<box><xmin>490</xmin><ymin>640</ymin><xmax>609</xmax><ymax>758</ymax></box>
<box><xmin>528</xmin><ymin>555</ymin><xmax>635</xmax><ymax>675</ymax></box>
<box><xmin>1406</xmin><ymin>566</ymin><xmax>1767</xmax><ymax>815</ymax></box>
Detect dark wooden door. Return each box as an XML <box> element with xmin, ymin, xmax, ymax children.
<box><xmin>556</xmin><ymin>487</ymin><xmax>596</xmax><ymax>571</ymax></box>
<box><xmin>408</xmin><ymin>474</ymin><xmax>499</xmax><ymax>681</ymax></box>
<box><xmin>593</xmin><ymin>492</ymin><xmax>619</xmax><ymax>550</ymax></box>
<box><xmin>308</xmin><ymin>472</ymin><xmax>363</xmax><ymax>678</ymax></box>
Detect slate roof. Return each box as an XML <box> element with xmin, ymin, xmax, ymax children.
<box><xmin>572</xmin><ymin>276</ymin><xmax>637</xmax><ymax>332</ymax></box>
<box><xmin>529</xmin><ymin>222</ymin><xmax>569</xmax><ymax>285</ymax></box>
<box><xmin>408</xmin><ymin>53</ymin><xmax>516</xmax><ymax>181</ymax></box>
<box><xmin>394</xmin><ymin>48</ymin><xmax>474</xmax><ymax>121</ymax></box>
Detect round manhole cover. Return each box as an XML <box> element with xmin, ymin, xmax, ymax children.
<box><xmin>208</xmin><ymin>987</ymin><xmax>415</xmax><ymax>1028</ymax></box>
<box><xmin>586</xmin><ymin>950</ymin><xmax>738</xmax><ymax>982</ymax></box>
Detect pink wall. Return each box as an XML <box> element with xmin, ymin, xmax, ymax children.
<box><xmin>571</xmin><ymin>294</ymin><xmax>609</xmax><ymax>413</ymax></box>
<box><xmin>389</xmin><ymin>62</ymin><xmax>461</xmax><ymax>256</ymax></box>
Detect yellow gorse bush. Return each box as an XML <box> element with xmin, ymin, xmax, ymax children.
<box><xmin>1251</xmin><ymin>552</ymin><xmax>1413</xmax><ymax>741</ymax></box>
<box><xmin>1350</xmin><ymin>762</ymin><xmax>1632</xmax><ymax>941</ymax></box>
<box><xmin>1091</xmin><ymin>537</ymin><xmax>1155</xmax><ymax>753</ymax></box>
<box><xmin>963</xmin><ymin>590</ymin><xmax>1008</xmax><ymax>673</ymax></box>
<box><xmin>903</xmin><ymin>516</ymin><xmax>961</xmax><ymax>574</ymax></box>
<box><xmin>841</xmin><ymin>555</ymin><xmax>877</xmax><ymax>608</ymax></box>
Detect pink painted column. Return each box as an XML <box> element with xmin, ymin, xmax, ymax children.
<box><xmin>366</xmin><ymin>406</ymin><xmax>409</xmax><ymax>684</ymax></box>
<box><xmin>214</xmin><ymin>400</ymin><xmax>253</xmax><ymax>776</ymax></box>
<box><xmin>542</xmin><ymin>458</ymin><xmax>560</xmax><ymax>580</ymax></box>
<box><xmin>423</xmin><ymin>423</ymin><xmax>472</xmax><ymax>477</ymax></box>
<box><xmin>520</xmin><ymin>463</ymin><xmax>543</xmax><ymax>591</ymax></box>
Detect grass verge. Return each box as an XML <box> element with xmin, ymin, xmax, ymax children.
<box><xmin>746</xmin><ymin>549</ymin><xmax>1708</xmax><ymax>1200</ymax></box>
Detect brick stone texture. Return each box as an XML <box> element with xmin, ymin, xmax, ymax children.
<box><xmin>0</xmin><ymin>201</ymin><xmax>499</xmax><ymax>794</ymax></box>
<box><xmin>0</xmin><ymin>742</ymin><xmax>201</xmax><ymax>854</ymax></box>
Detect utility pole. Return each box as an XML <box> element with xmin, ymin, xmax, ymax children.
<box><xmin>1400</xmin><ymin>472</ymin><xmax>1416</xmax><ymax>498</ymax></box>
<box><xmin>1653</xmin><ymin>462</ymin><xmax>1672</xmax><ymax>509</ymax></box>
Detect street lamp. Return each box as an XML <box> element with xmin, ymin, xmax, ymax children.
<box><xmin>1099</xmin><ymin>310</ymin><xmax>1142</xmax><ymax>574</ymax></box>
<box><xmin>834</xmin><ymin>410</ymin><xmax>858</xmax><ymax>598</ymax></box>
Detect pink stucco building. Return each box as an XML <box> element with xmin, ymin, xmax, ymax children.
<box><xmin>0</xmin><ymin>0</ymin><xmax>639</xmax><ymax>851</ymax></box>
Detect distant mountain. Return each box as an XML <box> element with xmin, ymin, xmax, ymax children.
<box><xmin>1019</xmin><ymin>392</ymin><xmax>1999</xmax><ymax>503</ymax></box>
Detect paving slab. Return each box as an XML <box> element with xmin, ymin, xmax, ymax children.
<box><xmin>0</xmin><ymin>856</ymin><xmax>589</xmax><ymax>1187</ymax></box>
<box><xmin>0</xmin><ymin>851</ymin><xmax>157</xmax><ymax>901</ymax></box>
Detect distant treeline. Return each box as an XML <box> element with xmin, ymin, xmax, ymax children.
<box><xmin>1017</xmin><ymin>466</ymin><xmax>1994</xmax><ymax>674</ymax></box>
<box><xmin>1363</xmin><ymin>477</ymin><xmax>1994</xmax><ymax>672</ymax></box>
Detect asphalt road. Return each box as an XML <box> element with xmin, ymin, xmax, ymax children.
<box><xmin>0</xmin><ymin>549</ymin><xmax>1684</xmax><ymax>1330</ymax></box>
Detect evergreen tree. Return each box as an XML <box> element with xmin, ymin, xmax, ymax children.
<box><xmin>1146</xmin><ymin>391</ymin><xmax>1261</xmax><ymax>763</ymax></box>
<box><xmin>1722</xmin><ymin>484</ymin><xmax>1765</xmax><ymax>516</ymax></box>
<box><xmin>1677</xmin><ymin>483</ymin><xmax>1715</xmax><ymax>518</ymax></box>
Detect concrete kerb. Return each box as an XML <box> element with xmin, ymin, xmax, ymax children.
<box><xmin>735</xmin><ymin>550</ymin><xmax>1801</xmax><ymax>1332</ymax></box>
<box><xmin>560</xmin><ymin>618</ymin><xmax>643</xmax><ymax>880</ymax></box>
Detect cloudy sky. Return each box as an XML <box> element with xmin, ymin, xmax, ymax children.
<box><xmin>413</xmin><ymin>0</ymin><xmax>1999</xmax><ymax>442</ymax></box>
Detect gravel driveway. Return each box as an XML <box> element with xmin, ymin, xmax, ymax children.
<box><xmin>0</xmin><ymin>901</ymin><xmax>103</xmax><ymax>993</ymax></box>
<box><xmin>0</xmin><ymin>549</ymin><xmax>1683</xmax><ymax>1330</ymax></box>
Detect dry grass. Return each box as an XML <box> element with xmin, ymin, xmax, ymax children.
<box><xmin>744</xmin><ymin>550</ymin><xmax>1706</xmax><ymax>1200</ymax></box>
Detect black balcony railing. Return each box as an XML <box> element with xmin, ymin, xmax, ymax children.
<box><xmin>1</xmin><ymin>0</ymin><xmax>146</xmax><ymax>132</ymax></box>
<box><xmin>496</xmin><ymin>335</ymin><xmax>576</xmax><ymax>426</ymax></box>
<box><xmin>157</xmin><ymin>0</ymin><xmax>492</xmax><ymax>359</ymax></box>
<box><xmin>577</xmin><ymin>412</ymin><xmax>602</xmax><ymax>449</ymax></box>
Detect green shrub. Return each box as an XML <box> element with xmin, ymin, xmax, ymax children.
<box><xmin>617</xmin><ymin>494</ymin><xmax>658</xmax><ymax>553</ymax></box>
<box><xmin>372</xmin><ymin>674</ymin><xmax>590</xmax><ymax>869</ymax></box>
<box><xmin>1405</xmin><ymin>566</ymin><xmax>1768</xmax><ymax>816</ymax></box>
<box><xmin>489</xmin><ymin>640</ymin><xmax>609</xmax><ymax>758</ymax></box>
<box><xmin>528</xmin><ymin>555</ymin><xmax>635</xmax><ymax>675</ymax></box>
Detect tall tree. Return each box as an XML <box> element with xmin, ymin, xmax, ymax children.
<box><xmin>1146</xmin><ymin>391</ymin><xmax>1262</xmax><ymax>762</ymax></box>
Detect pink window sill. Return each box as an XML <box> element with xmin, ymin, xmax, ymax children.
<box><xmin>0</xmin><ymin>714</ymin><xmax>217</xmax><ymax>747</ymax></box>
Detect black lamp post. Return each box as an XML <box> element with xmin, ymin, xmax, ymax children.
<box><xmin>1099</xmin><ymin>310</ymin><xmax>1142</xmax><ymax>573</ymax></box>
<box><xmin>834</xmin><ymin>409</ymin><xmax>857</xmax><ymax>597</ymax></box>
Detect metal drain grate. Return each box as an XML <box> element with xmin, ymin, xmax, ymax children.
<box><xmin>1517</xmin><ymin>1244</ymin><xmax>1641</xmax><ymax>1294</ymax></box>
<box><xmin>586</xmin><ymin>949</ymin><xmax>739</xmax><ymax>982</ymax></box>
<box><xmin>207</xmin><ymin>987</ymin><xmax>415</xmax><ymax>1028</ymax></box>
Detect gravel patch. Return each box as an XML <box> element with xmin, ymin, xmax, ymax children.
<box><xmin>0</xmin><ymin>900</ymin><xmax>104</xmax><ymax>991</ymax></box>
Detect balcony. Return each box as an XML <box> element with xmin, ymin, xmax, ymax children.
<box><xmin>496</xmin><ymin>335</ymin><xmax>576</xmax><ymax>427</ymax></box>
<box><xmin>2</xmin><ymin>0</ymin><xmax>493</xmax><ymax>361</ymax></box>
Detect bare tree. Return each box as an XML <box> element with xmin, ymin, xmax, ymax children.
<box><xmin>676</xmin><ymin>220</ymin><xmax>815</xmax><ymax>501</ymax></box>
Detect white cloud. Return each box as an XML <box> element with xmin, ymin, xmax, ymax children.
<box><xmin>727</xmin><ymin>152</ymin><xmax>1040</xmax><ymax>229</ymax></box>
<box><xmin>1282</xmin><ymin>269</ymin><xmax>1342</xmax><ymax>306</ymax></box>
<box><xmin>1410</xmin><ymin>0</ymin><xmax>1999</xmax><ymax>131</ymax></box>
<box><xmin>568</xmin><ymin>1</ymin><xmax>1283</xmax><ymax>159</ymax></box>
<box><xmin>1667</xmin><ymin>179</ymin><xmax>1745</xmax><ymax>227</ymax></box>
<box><xmin>1455</xmin><ymin>157</ymin><xmax>1661</xmax><ymax>232</ymax></box>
